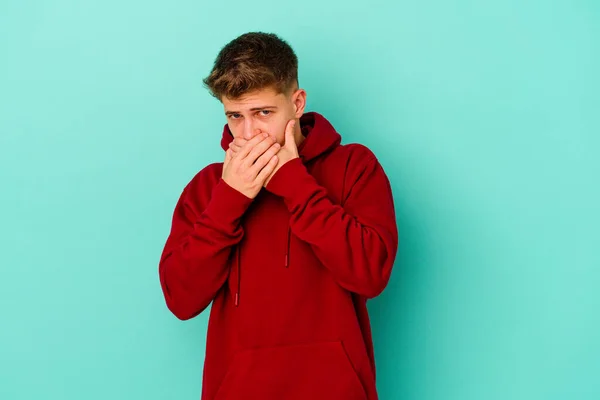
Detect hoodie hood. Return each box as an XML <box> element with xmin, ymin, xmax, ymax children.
<box><xmin>220</xmin><ymin>111</ymin><xmax>341</xmax><ymax>163</ymax></box>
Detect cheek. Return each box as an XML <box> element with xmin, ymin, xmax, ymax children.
<box><xmin>264</xmin><ymin>121</ymin><xmax>287</xmax><ymax>145</ymax></box>
<box><xmin>228</xmin><ymin>124</ymin><xmax>254</xmax><ymax>140</ymax></box>
<box><xmin>274</xmin><ymin>132</ymin><xmax>285</xmax><ymax>146</ymax></box>
<box><xmin>227</xmin><ymin>123</ymin><xmax>238</xmax><ymax>138</ymax></box>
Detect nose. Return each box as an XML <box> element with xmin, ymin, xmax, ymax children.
<box><xmin>243</xmin><ymin>120</ymin><xmax>260</xmax><ymax>140</ymax></box>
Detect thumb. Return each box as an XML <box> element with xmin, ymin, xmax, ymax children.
<box><xmin>285</xmin><ymin>119</ymin><xmax>296</xmax><ymax>148</ymax></box>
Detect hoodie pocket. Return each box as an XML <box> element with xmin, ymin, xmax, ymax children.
<box><xmin>213</xmin><ymin>341</ymin><xmax>367</xmax><ymax>400</ymax></box>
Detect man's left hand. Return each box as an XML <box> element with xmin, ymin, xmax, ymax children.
<box><xmin>229</xmin><ymin>119</ymin><xmax>299</xmax><ymax>187</ymax></box>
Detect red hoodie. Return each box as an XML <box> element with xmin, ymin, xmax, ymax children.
<box><xmin>159</xmin><ymin>111</ymin><xmax>398</xmax><ymax>400</ymax></box>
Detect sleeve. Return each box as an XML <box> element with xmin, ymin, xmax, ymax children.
<box><xmin>265</xmin><ymin>150</ymin><xmax>398</xmax><ymax>298</ymax></box>
<box><xmin>158</xmin><ymin>174</ymin><xmax>253</xmax><ymax>320</ymax></box>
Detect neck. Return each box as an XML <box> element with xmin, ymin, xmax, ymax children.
<box><xmin>295</xmin><ymin>132</ymin><xmax>305</xmax><ymax>148</ymax></box>
<box><xmin>294</xmin><ymin>123</ymin><xmax>305</xmax><ymax>148</ymax></box>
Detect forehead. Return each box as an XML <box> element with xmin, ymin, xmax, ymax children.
<box><xmin>222</xmin><ymin>88</ymin><xmax>284</xmax><ymax>110</ymax></box>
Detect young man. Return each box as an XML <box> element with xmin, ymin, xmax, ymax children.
<box><xmin>159</xmin><ymin>32</ymin><xmax>398</xmax><ymax>400</ymax></box>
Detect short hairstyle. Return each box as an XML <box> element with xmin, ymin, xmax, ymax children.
<box><xmin>203</xmin><ymin>32</ymin><xmax>299</xmax><ymax>101</ymax></box>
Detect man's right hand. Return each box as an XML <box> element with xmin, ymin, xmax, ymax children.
<box><xmin>222</xmin><ymin>132</ymin><xmax>281</xmax><ymax>199</ymax></box>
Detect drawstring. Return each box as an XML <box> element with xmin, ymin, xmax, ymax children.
<box><xmin>235</xmin><ymin>246</ymin><xmax>241</xmax><ymax>307</ymax></box>
<box><xmin>285</xmin><ymin>226</ymin><xmax>291</xmax><ymax>268</ymax></box>
<box><xmin>234</xmin><ymin>225</ymin><xmax>291</xmax><ymax>307</ymax></box>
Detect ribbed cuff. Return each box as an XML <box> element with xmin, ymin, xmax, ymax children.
<box><xmin>266</xmin><ymin>158</ymin><xmax>316</xmax><ymax>204</ymax></box>
<box><xmin>202</xmin><ymin>178</ymin><xmax>253</xmax><ymax>227</ymax></box>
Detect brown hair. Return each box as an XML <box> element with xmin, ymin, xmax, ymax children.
<box><xmin>203</xmin><ymin>32</ymin><xmax>298</xmax><ymax>101</ymax></box>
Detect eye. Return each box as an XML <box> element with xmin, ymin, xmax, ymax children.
<box><xmin>229</xmin><ymin>113</ymin><xmax>242</xmax><ymax>119</ymax></box>
<box><xmin>259</xmin><ymin>110</ymin><xmax>272</xmax><ymax>116</ymax></box>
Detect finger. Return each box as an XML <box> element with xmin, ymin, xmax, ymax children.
<box><xmin>249</xmin><ymin>142</ymin><xmax>281</xmax><ymax>176</ymax></box>
<box><xmin>237</xmin><ymin>132</ymin><xmax>269</xmax><ymax>160</ymax></box>
<box><xmin>242</xmin><ymin>135</ymin><xmax>277</xmax><ymax>168</ymax></box>
<box><xmin>229</xmin><ymin>137</ymin><xmax>248</xmax><ymax>153</ymax></box>
<box><xmin>232</xmin><ymin>137</ymin><xmax>248</xmax><ymax>148</ymax></box>
<box><xmin>255</xmin><ymin>154</ymin><xmax>279</xmax><ymax>183</ymax></box>
<box><xmin>229</xmin><ymin>142</ymin><xmax>242</xmax><ymax>153</ymax></box>
<box><xmin>224</xmin><ymin>148</ymin><xmax>232</xmax><ymax>166</ymax></box>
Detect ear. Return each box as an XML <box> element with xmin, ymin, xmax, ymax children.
<box><xmin>291</xmin><ymin>88</ymin><xmax>307</xmax><ymax>118</ymax></box>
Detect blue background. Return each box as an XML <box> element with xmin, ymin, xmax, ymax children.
<box><xmin>1</xmin><ymin>1</ymin><xmax>599</xmax><ymax>399</ymax></box>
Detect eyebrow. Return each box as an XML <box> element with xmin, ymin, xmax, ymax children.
<box><xmin>225</xmin><ymin>106</ymin><xmax>278</xmax><ymax>116</ymax></box>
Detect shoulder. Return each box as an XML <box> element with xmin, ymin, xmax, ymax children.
<box><xmin>179</xmin><ymin>162</ymin><xmax>224</xmax><ymax>204</ymax></box>
<box><xmin>341</xmin><ymin>143</ymin><xmax>378</xmax><ymax>163</ymax></box>
<box><xmin>330</xmin><ymin>143</ymin><xmax>379</xmax><ymax>178</ymax></box>
<box><xmin>188</xmin><ymin>162</ymin><xmax>223</xmax><ymax>186</ymax></box>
